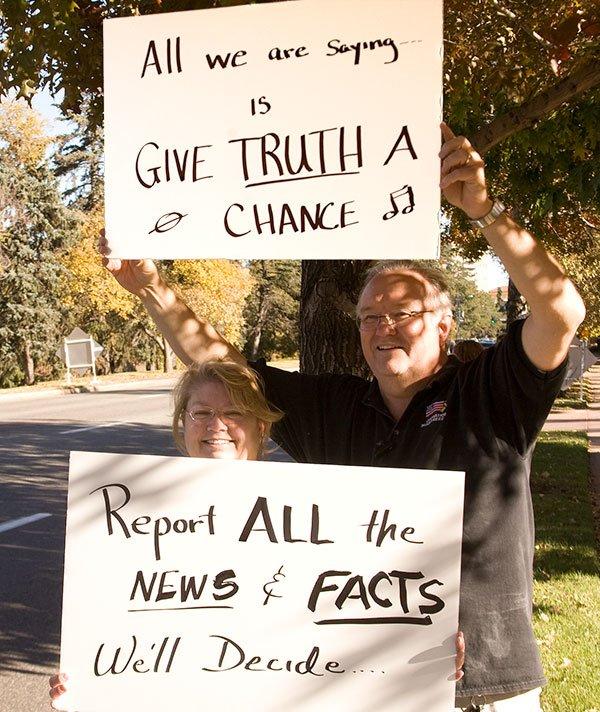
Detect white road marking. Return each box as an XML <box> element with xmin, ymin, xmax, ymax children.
<box><xmin>59</xmin><ymin>421</ymin><xmax>131</xmax><ymax>435</ymax></box>
<box><xmin>140</xmin><ymin>393</ymin><xmax>165</xmax><ymax>399</ymax></box>
<box><xmin>0</xmin><ymin>513</ymin><xmax>52</xmax><ymax>535</ymax></box>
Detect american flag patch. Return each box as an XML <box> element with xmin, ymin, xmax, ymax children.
<box><xmin>425</xmin><ymin>401</ymin><xmax>447</xmax><ymax>418</ymax></box>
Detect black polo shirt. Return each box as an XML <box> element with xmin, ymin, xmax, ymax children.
<box><xmin>251</xmin><ymin>318</ymin><xmax>567</xmax><ymax>700</ymax></box>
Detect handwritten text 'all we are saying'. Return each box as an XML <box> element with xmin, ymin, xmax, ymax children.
<box><xmin>139</xmin><ymin>35</ymin><xmax>418</xmax><ymax>78</ymax></box>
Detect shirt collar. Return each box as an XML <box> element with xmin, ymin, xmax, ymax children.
<box><xmin>361</xmin><ymin>356</ymin><xmax>461</xmax><ymax>416</ymax></box>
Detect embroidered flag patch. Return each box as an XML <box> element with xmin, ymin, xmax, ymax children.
<box><xmin>422</xmin><ymin>400</ymin><xmax>447</xmax><ymax>427</ymax></box>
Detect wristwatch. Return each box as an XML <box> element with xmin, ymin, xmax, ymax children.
<box><xmin>468</xmin><ymin>199</ymin><xmax>506</xmax><ymax>229</ymax></box>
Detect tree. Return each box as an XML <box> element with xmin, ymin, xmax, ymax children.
<box><xmin>2</xmin><ymin>1</ymin><xmax>598</xmax><ymax>373</ymax></box>
<box><xmin>242</xmin><ymin>261</ymin><xmax>301</xmax><ymax>360</ymax></box>
<box><xmin>167</xmin><ymin>259</ymin><xmax>253</xmax><ymax>350</ymax></box>
<box><xmin>438</xmin><ymin>245</ymin><xmax>504</xmax><ymax>339</ymax></box>
<box><xmin>0</xmin><ymin>101</ymin><xmax>76</xmax><ymax>386</ymax></box>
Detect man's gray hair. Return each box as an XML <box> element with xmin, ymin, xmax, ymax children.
<box><xmin>358</xmin><ymin>261</ymin><xmax>454</xmax><ymax>315</ymax></box>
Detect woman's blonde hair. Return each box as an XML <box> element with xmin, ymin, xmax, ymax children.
<box><xmin>171</xmin><ymin>359</ymin><xmax>283</xmax><ymax>456</ymax></box>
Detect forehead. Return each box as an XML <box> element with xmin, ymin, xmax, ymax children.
<box><xmin>358</xmin><ymin>271</ymin><xmax>433</xmax><ymax>312</ymax></box>
<box><xmin>187</xmin><ymin>379</ymin><xmax>232</xmax><ymax>406</ymax></box>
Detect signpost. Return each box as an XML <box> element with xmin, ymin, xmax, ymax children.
<box><xmin>56</xmin><ymin>327</ymin><xmax>104</xmax><ymax>384</ymax></box>
<box><xmin>59</xmin><ymin>451</ymin><xmax>464</xmax><ymax>712</ymax></box>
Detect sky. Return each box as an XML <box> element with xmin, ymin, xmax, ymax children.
<box><xmin>29</xmin><ymin>87</ymin><xmax>509</xmax><ymax>291</ymax></box>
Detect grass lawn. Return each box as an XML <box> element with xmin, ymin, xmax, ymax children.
<box><xmin>531</xmin><ymin>432</ymin><xmax>600</xmax><ymax>711</ymax></box>
<box><xmin>552</xmin><ymin>396</ymin><xmax>589</xmax><ymax>411</ymax></box>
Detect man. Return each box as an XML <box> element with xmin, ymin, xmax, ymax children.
<box><xmin>100</xmin><ymin>125</ymin><xmax>585</xmax><ymax>709</ymax></box>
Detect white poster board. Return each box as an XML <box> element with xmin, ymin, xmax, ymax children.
<box><xmin>60</xmin><ymin>451</ymin><xmax>463</xmax><ymax>711</ymax></box>
<box><xmin>103</xmin><ymin>0</ymin><xmax>443</xmax><ymax>260</ymax></box>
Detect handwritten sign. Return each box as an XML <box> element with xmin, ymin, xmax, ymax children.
<box><xmin>103</xmin><ymin>0</ymin><xmax>443</xmax><ymax>260</ymax></box>
<box><xmin>59</xmin><ymin>451</ymin><xmax>463</xmax><ymax>711</ymax></box>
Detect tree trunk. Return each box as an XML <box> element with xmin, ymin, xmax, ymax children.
<box><xmin>506</xmin><ymin>278</ymin><xmax>527</xmax><ymax>326</ymax></box>
<box><xmin>23</xmin><ymin>339</ymin><xmax>35</xmax><ymax>385</ymax></box>
<box><xmin>300</xmin><ymin>260</ymin><xmax>370</xmax><ymax>376</ymax></box>
<box><xmin>249</xmin><ymin>297</ymin><xmax>269</xmax><ymax>360</ymax></box>
<box><xmin>162</xmin><ymin>335</ymin><xmax>173</xmax><ymax>373</ymax></box>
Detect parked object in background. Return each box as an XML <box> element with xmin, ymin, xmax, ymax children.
<box><xmin>562</xmin><ymin>336</ymin><xmax>597</xmax><ymax>394</ymax></box>
<box><xmin>453</xmin><ymin>339</ymin><xmax>486</xmax><ymax>362</ymax></box>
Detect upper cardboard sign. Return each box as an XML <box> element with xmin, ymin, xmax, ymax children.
<box><xmin>59</xmin><ymin>451</ymin><xmax>463</xmax><ymax>711</ymax></box>
<box><xmin>103</xmin><ymin>0</ymin><xmax>443</xmax><ymax>259</ymax></box>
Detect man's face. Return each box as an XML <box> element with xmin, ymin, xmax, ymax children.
<box><xmin>357</xmin><ymin>271</ymin><xmax>451</xmax><ymax>387</ymax></box>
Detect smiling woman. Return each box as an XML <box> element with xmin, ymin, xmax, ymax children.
<box><xmin>172</xmin><ymin>360</ymin><xmax>283</xmax><ymax>461</ymax></box>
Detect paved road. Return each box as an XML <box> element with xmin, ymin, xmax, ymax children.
<box><xmin>1</xmin><ymin>380</ymin><xmax>597</xmax><ymax>712</ymax></box>
<box><xmin>0</xmin><ymin>379</ymin><xmax>294</xmax><ymax>712</ymax></box>
<box><xmin>0</xmin><ymin>381</ymin><xmax>178</xmax><ymax>712</ymax></box>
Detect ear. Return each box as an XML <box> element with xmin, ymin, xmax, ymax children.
<box><xmin>438</xmin><ymin>313</ymin><xmax>453</xmax><ymax>345</ymax></box>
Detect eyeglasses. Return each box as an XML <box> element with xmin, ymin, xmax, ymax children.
<box><xmin>186</xmin><ymin>407</ymin><xmax>249</xmax><ymax>424</ymax></box>
<box><xmin>356</xmin><ymin>310</ymin><xmax>434</xmax><ymax>332</ymax></box>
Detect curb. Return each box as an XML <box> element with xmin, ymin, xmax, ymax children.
<box><xmin>0</xmin><ymin>378</ymin><xmax>177</xmax><ymax>403</ymax></box>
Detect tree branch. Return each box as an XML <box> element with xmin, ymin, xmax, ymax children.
<box><xmin>473</xmin><ymin>59</ymin><xmax>600</xmax><ymax>154</ymax></box>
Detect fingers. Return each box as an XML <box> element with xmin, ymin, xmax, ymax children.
<box><xmin>439</xmin><ymin>134</ymin><xmax>475</xmax><ymax>161</ymax></box>
<box><xmin>440</xmin><ymin>122</ymin><xmax>455</xmax><ymax>142</ymax></box>
<box><xmin>49</xmin><ymin>673</ymin><xmax>68</xmax><ymax>688</ymax></box>
<box><xmin>441</xmin><ymin>149</ymin><xmax>474</xmax><ymax>178</ymax></box>
<box><xmin>440</xmin><ymin>163</ymin><xmax>484</xmax><ymax>189</ymax></box>
<box><xmin>104</xmin><ymin>257</ymin><xmax>123</xmax><ymax>272</ymax></box>
<box><xmin>49</xmin><ymin>671</ymin><xmax>68</xmax><ymax>706</ymax></box>
<box><xmin>98</xmin><ymin>228</ymin><xmax>110</xmax><ymax>257</ymax></box>
<box><xmin>454</xmin><ymin>630</ymin><xmax>465</xmax><ymax>681</ymax></box>
<box><xmin>49</xmin><ymin>684</ymin><xmax>67</xmax><ymax>701</ymax></box>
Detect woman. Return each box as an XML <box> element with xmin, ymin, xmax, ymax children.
<box><xmin>171</xmin><ymin>359</ymin><xmax>283</xmax><ymax>460</ymax></box>
<box><xmin>50</xmin><ymin>359</ymin><xmax>464</xmax><ymax>707</ymax></box>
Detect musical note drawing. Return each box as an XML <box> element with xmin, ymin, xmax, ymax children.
<box><xmin>262</xmin><ymin>565</ymin><xmax>286</xmax><ymax>605</ymax></box>
<box><xmin>383</xmin><ymin>185</ymin><xmax>415</xmax><ymax>220</ymax></box>
<box><xmin>149</xmin><ymin>211</ymin><xmax>188</xmax><ymax>234</ymax></box>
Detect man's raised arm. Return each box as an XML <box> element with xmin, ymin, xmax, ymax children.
<box><xmin>440</xmin><ymin>123</ymin><xmax>585</xmax><ymax>371</ymax></box>
<box><xmin>99</xmin><ymin>232</ymin><xmax>246</xmax><ymax>367</ymax></box>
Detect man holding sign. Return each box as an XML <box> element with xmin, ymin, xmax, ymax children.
<box><xmin>99</xmin><ymin>125</ymin><xmax>585</xmax><ymax>709</ymax></box>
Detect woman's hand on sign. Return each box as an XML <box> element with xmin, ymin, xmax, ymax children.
<box><xmin>439</xmin><ymin>123</ymin><xmax>493</xmax><ymax>221</ymax></box>
<box><xmin>98</xmin><ymin>229</ymin><xmax>162</xmax><ymax>299</ymax></box>
<box><xmin>48</xmin><ymin>672</ymin><xmax>69</xmax><ymax>710</ymax></box>
<box><xmin>454</xmin><ymin>631</ymin><xmax>465</xmax><ymax>681</ymax></box>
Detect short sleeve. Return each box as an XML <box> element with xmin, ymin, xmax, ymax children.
<box><xmin>471</xmin><ymin>318</ymin><xmax>567</xmax><ymax>454</ymax></box>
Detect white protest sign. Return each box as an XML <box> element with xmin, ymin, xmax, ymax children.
<box><xmin>60</xmin><ymin>451</ymin><xmax>463</xmax><ymax>712</ymax></box>
<box><xmin>103</xmin><ymin>0</ymin><xmax>443</xmax><ymax>260</ymax></box>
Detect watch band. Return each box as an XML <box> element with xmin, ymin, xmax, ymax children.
<box><xmin>469</xmin><ymin>199</ymin><xmax>506</xmax><ymax>229</ymax></box>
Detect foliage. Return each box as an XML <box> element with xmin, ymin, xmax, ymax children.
<box><xmin>437</xmin><ymin>245</ymin><xmax>504</xmax><ymax>338</ymax></box>
<box><xmin>0</xmin><ymin>98</ymin><xmax>49</xmax><ymax>167</ymax></box>
<box><xmin>242</xmin><ymin>260</ymin><xmax>301</xmax><ymax>360</ymax></box>
<box><xmin>552</xmin><ymin>232</ymin><xmax>600</xmax><ymax>340</ymax></box>
<box><xmin>167</xmin><ymin>259</ymin><xmax>253</xmax><ymax>349</ymax></box>
<box><xmin>60</xmin><ymin>203</ymin><xmax>136</xmax><ymax>319</ymax></box>
<box><xmin>0</xmin><ymin>101</ymin><xmax>76</xmax><ymax>386</ymax></box>
<box><xmin>1</xmin><ymin>1</ymin><xmax>598</xmax><ymax>372</ymax></box>
<box><xmin>531</xmin><ymin>432</ymin><xmax>600</xmax><ymax>710</ymax></box>
<box><xmin>443</xmin><ymin>1</ymin><xmax>600</xmax><ymax>259</ymax></box>
<box><xmin>53</xmin><ymin>107</ymin><xmax>104</xmax><ymax>210</ymax></box>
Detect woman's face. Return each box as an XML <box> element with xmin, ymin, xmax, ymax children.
<box><xmin>183</xmin><ymin>380</ymin><xmax>264</xmax><ymax>460</ymax></box>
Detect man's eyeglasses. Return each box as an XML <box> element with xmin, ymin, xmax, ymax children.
<box><xmin>186</xmin><ymin>407</ymin><xmax>248</xmax><ymax>424</ymax></box>
<box><xmin>356</xmin><ymin>310</ymin><xmax>434</xmax><ymax>332</ymax></box>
